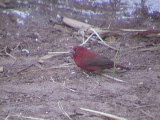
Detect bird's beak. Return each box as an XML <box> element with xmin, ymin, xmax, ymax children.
<box><xmin>70</xmin><ymin>49</ymin><xmax>75</xmax><ymax>54</ymax></box>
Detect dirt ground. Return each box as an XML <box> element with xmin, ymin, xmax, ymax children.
<box><xmin>0</xmin><ymin>1</ymin><xmax>160</xmax><ymax>120</ymax></box>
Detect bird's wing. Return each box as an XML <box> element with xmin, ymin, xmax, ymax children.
<box><xmin>83</xmin><ymin>55</ymin><xmax>114</xmax><ymax>69</ymax></box>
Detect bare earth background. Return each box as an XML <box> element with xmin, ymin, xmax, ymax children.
<box><xmin>0</xmin><ymin>0</ymin><xmax>160</xmax><ymax>120</ymax></box>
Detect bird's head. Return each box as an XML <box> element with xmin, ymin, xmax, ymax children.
<box><xmin>71</xmin><ymin>46</ymin><xmax>87</xmax><ymax>58</ymax></box>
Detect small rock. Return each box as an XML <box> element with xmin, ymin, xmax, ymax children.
<box><xmin>38</xmin><ymin>59</ymin><xmax>44</xmax><ymax>64</ymax></box>
<box><xmin>0</xmin><ymin>66</ymin><xmax>3</xmax><ymax>72</ymax></box>
<box><xmin>22</xmin><ymin>49</ymin><xmax>29</xmax><ymax>54</ymax></box>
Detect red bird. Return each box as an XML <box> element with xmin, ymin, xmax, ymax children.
<box><xmin>72</xmin><ymin>46</ymin><xmax>130</xmax><ymax>72</ymax></box>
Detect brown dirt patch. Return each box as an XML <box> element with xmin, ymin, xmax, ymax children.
<box><xmin>0</xmin><ymin>1</ymin><xmax>160</xmax><ymax>120</ymax></box>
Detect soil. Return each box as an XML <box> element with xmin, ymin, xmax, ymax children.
<box><xmin>0</xmin><ymin>1</ymin><xmax>160</xmax><ymax>120</ymax></box>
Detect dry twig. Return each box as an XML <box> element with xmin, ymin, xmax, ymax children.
<box><xmin>5</xmin><ymin>114</ymin><xmax>49</xmax><ymax>120</ymax></box>
<box><xmin>102</xmin><ymin>74</ymin><xmax>125</xmax><ymax>83</ymax></box>
<box><xmin>58</xmin><ymin>101</ymin><xmax>72</xmax><ymax>120</ymax></box>
<box><xmin>133</xmin><ymin>104</ymin><xmax>156</xmax><ymax>119</ymax></box>
<box><xmin>80</xmin><ymin>33</ymin><xmax>94</xmax><ymax>46</ymax></box>
<box><xmin>80</xmin><ymin>108</ymin><xmax>127</xmax><ymax>120</ymax></box>
<box><xmin>40</xmin><ymin>51</ymin><xmax>70</xmax><ymax>60</ymax></box>
<box><xmin>89</xmin><ymin>28</ymin><xmax>117</xmax><ymax>50</ymax></box>
<box><xmin>4</xmin><ymin>46</ymin><xmax>16</xmax><ymax>60</ymax></box>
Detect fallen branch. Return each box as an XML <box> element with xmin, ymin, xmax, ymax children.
<box><xmin>63</xmin><ymin>17</ymin><xmax>160</xmax><ymax>37</ymax></box>
<box><xmin>63</xmin><ymin>17</ymin><xmax>119</xmax><ymax>36</ymax></box>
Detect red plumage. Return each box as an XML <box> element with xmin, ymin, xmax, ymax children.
<box><xmin>72</xmin><ymin>46</ymin><xmax>130</xmax><ymax>71</ymax></box>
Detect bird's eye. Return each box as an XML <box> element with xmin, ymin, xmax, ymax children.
<box><xmin>75</xmin><ymin>48</ymin><xmax>79</xmax><ymax>52</ymax></box>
